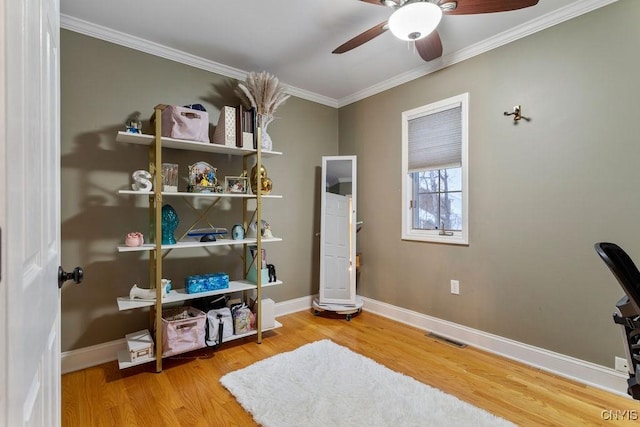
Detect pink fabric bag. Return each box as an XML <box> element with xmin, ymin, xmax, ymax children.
<box><xmin>158</xmin><ymin>105</ymin><xmax>210</xmax><ymax>143</ymax></box>
<box><xmin>161</xmin><ymin>307</ymin><xmax>206</xmax><ymax>357</ymax></box>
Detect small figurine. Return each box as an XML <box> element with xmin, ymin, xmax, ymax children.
<box><xmin>267</xmin><ymin>264</ymin><xmax>277</xmax><ymax>282</ymax></box>
<box><xmin>125</xmin><ymin>119</ymin><xmax>142</xmax><ymax>134</ymax></box>
<box><xmin>129</xmin><ymin>279</ymin><xmax>171</xmax><ymax>300</ymax></box>
<box><xmin>263</xmin><ymin>223</ymin><xmax>274</xmax><ymax>239</ymax></box>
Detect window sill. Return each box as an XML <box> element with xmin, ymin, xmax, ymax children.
<box><xmin>401</xmin><ymin>232</ymin><xmax>468</xmax><ymax>246</ymax></box>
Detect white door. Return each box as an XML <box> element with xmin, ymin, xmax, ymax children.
<box><xmin>319</xmin><ymin>156</ymin><xmax>357</xmax><ymax>305</ymax></box>
<box><xmin>1</xmin><ymin>0</ymin><xmax>62</xmax><ymax>425</ymax></box>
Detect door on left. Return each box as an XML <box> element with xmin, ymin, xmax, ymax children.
<box><xmin>1</xmin><ymin>0</ymin><xmax>63</xmax><ymax>425</ymax></box>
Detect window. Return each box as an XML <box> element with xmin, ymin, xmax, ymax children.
<box><xmin>401</xmin><ymin>93</ymin><xmax>469</xmax><ymax>244</ymax></box>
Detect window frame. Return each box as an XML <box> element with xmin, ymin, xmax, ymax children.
<box><xmin>401</xmin><ymin>93</ymin><xmax>469</xmax><ymax>245</ymax></box>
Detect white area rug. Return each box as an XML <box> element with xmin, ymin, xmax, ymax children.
<box><xmin>220</xmin><ymin>339</ymin><xmax>515</xmax><ymax>427</ymax></box>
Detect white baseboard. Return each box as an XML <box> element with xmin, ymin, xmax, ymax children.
<box><xmin>359</xmin><ymin>296</ymin><xmax>630</xmax><ymax>398</ymax></box>
<box><xmin>61</xmin><ymin>339</ymin><xmax>126</xmax><ymax>375</ymax></box>
<box><xmin>61</xmin><ymin>294</ymin><xmax>632</xmax><ymax>398</ymax></box>
<box><xmin>274</xmin><ymin>295</ymin><xmax>315</xmax><ymax>317</ymax></box>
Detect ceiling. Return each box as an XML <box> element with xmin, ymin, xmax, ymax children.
<box><xmin>60</xmin><ymin>0</ymin><xmax>615</xmax><ymax>107</ymax></box>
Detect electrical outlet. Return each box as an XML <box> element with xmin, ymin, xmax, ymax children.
<box><xmin>615</xmin><ymin>356</ymin><xmax>629</xmax><ymax>373</ymax></box>
<box><xmin>450</xmin><ymin>280</ymin><xmax>460</xmax><ymax>295</ymax></box>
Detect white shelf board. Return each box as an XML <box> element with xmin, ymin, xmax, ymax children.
<box><xmin>117</xmin><ymin>237</ymin><xmax>283</xmax><ymax>253</ymax></box>
<box><xmin>117</xmin><ymin>320</ymin><xmax>283</xmax><ymax>369</ymax></box>
<box><xmin>222</xmin><ymin>320</ymin><xmax>283</xmax><ymax>342</ymax></box>
<box><xmin>116</xmin><ymin>131</ymin><xmax>282</xmax><ymax>158</ymax></box>
<box><xmin>117</xmin><ymin>280</ymin><xmax>283</xmax><ymax>310</ymax></box>
<box><xmin>117</xmin><ymin>349</ymin><xmax>154</xmax><ymax>369</ymax></box>
<box><xmin>118</xmin><ymin>189</ymin><xmax>282</xmax><ymax>199</ymax></box>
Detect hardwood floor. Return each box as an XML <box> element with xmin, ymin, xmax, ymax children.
<box><xmin>62</xmin><ymin>310</ymin><xmax>640</xmax><ymax>426</ymax></box>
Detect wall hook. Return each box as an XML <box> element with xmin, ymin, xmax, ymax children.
<box><xmin>503</xmin><ymin>105</ymin><xmax>530</xmax><ymax>123</ymax></box>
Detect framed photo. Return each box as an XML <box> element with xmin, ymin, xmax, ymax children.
<box><xmin>225</xmin><ymin>176</ymin><xmax>248</xmax><ymax>194</ymax></box>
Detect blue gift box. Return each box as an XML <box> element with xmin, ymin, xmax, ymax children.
<box><xmin>185</xmin><ymin>272</ymin><xmax>229</xmax><ymax>294</ymax></box>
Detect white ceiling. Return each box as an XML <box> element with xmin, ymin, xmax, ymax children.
<box><xmin>60</xmin><ymin>0</ymin><xmax>616</xmax><ymax>107</ymax></box>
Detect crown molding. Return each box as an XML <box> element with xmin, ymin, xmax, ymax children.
<box><xmin>61</xmin><ymin>0</ymin><xmax>617</xmax><ymax>110</ymax></box>
<box><xmin>60</xmin><ymin>14</ymin><xmax>339</xmax><ymax>109</ymax></box>
<box><xmin>336</xmin><ymin>0</ymin><xmax>619</xmax><ymax>107</ymax></box>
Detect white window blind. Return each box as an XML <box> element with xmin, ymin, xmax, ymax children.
<box><xmin>408</xmin><ymin>104</ymin><xmax>462</xmax><ymax>172</ymax></box>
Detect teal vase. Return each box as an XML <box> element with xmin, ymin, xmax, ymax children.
<box><xmin>161</xmin><ymin>204</ymin><xmax>179</xmax><ymax>245</ymax></box>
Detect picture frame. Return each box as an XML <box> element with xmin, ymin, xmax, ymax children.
<box><xmin>225</xmin><ymin>176</ymin><xmax>248</xmax><ymax>194</ymax></box>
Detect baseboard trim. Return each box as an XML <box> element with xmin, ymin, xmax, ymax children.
<box><xmin>61</xmin><ymin>294</ymin><xmax>631</xmax><ymax>398</ymax></box>
<box><xmin>359</xmin><ymin>296</ymin><xmax>629</xmax><ymax>398</ymax></box>
<box><xmin>61</xmin><ymin>339</ymin><xmax>126</xmax><ymax>375</ymax></box>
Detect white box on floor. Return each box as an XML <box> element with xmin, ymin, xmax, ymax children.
<box><xmin>125</xmin><ymin>329</ymin><xmax>154</xmax><ymax>362</ymax></box>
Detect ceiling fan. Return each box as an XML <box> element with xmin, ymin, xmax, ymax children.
<box><xmin>332</xmin><ymin>0</ymin><xmax>539</xmax><ymax>62</ymax></box>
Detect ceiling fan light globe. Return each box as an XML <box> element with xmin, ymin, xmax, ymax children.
<box><xmin>388</xmin><ymin>2</ymin><xmax>442</xmax><ymax>41</ymax></box>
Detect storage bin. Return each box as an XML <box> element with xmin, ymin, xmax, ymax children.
<box><xmin>126</xmin><ymin>329</ymin><xmax>154</xmax><ymax>362</ymax></box>
<box><xmin>154</xmin><ymin>104</ymin><xmax>210</xmax><ymax>143</ymax></box>
<box><xmin>260</xmin><ymin>298</ymin><xmax>276</xmax><ymax>329</ymax></box>
<box><xmin>250</xmin><ymin>298</ymin><xmax>276</xmax><ymax>330</ymax></box>
<box><xmin>161</xmin><ymin>307</ymin><xmax>206</xmax><ymax>357</ymax></box>
<box><xmin>185</xmin><ymin>272</ymin><xmax>229</xmax><ymax>294</ymax></box>
<box><xmin>212</xmin><ymin>106</ymin><xmax>236</xmax><ymax>147</ymax></box>
<box><xmin>247</xmin><ymin>266</ymin><xmax>269</xmax><ymax>285</ymax></box>
<box><xmin>205</xmin><ymin>307</ymin><xmax>233</xmax><ymax>346</ymax></box>
<box><xmin>231</xmin><ymin>305</ymin><xmax>254</xmax><ymax>334</ymax></box>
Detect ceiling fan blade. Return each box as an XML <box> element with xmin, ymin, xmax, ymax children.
<box><xmin>442</xmin><ymin>0</ymin><xmax>539</xmax><ymax>15</ymax></box>
<box><xmin>333</xmin><ymin>21</ymin><xmax>389</xmax><ymax>54</ymax></box>
<box><xmin>359</xmin><ymin>0</ymin><xmax>386</xmax><ymax>5</ymax></box>
<box><xmin>415</xmin><ymin>30</ymin><xmax>443</xmax><ymax>62</ymax></box>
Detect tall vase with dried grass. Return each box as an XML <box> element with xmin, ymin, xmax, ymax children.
<box><xmin>235</xmin><ymin>71</ymin><xmax>290</xmax><ymax>151</ymax></box>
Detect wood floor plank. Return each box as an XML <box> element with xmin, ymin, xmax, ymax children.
<box><xmin>62</xmin><ymin>310</ymin><xmax>640</xmax><ymax>426</ymax></box>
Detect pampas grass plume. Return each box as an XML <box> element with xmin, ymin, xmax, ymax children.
<box><xmin>235</xmin><ymin>71</ymin><xmax>290</xmax><ymax>128</ymax></box>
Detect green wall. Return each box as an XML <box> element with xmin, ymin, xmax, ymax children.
<box><xmin>61</xmin><ymin>0</ymin><xmax>640</xmax><ymax>369</ymax></box>
<box><xmin>60</xmin><ymin>30</ymin><xmax>338</xmax><ymax>351</ymax></box>
<box><xmin>339</xmin><ymin>0</ymin><xmax>639</xmax><ymax>367</ymax></box>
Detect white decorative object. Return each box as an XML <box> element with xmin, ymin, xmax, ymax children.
<box><xmin>132</xmin><ymin>170</ymin><xmax>152</xmax><ymax>191</ymax></box>
<box><xmin>261</xmin><ymin>130</ymin><xmax>273</xmax><ymax>151</ymax></box>
<box><xmin>129</xmin><ymin>280</ymin><xmax>170</xmax><ymax>300</ymax></box>
<box><xmin>213</xmin><ymin>106</ymin><xmax>236</xmax><ymax>147</ymax></box>
<box><xmin>263</xmin><ymin>224</ymin><xmax>273</xmax><ymax>239</ymax></box>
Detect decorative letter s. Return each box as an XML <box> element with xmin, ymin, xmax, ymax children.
<box><xmin>132</xmin><ymin>170</ymin><xmax>152</xmax><ymax>191</ymax></box>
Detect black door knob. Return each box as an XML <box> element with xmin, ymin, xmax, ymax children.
<box><xmin>58</xmin><ymin>266</ymin><xmax>84</xmax><ymax>289</ymax></box>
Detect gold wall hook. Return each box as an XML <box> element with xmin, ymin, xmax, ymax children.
<box><xmin>504</xmin><ymin>105</ymin><xmax>522</xmax><ymax>121</ymax></box>
<box><xmin>503</xmin><ymin>105</ymin><xmax>530</xmax><ymax>123</ymax></box>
